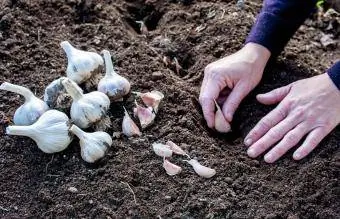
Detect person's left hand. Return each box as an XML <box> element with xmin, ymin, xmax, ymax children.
<box><xmin>244</xmin><ymin>73</ymin><xmax>340</xmax><ymax>163</ymax></box>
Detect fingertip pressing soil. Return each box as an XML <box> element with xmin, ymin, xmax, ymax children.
<box><xmin>0</xmin><ymin>0</ymin><xmax>339</xmax><ymax>218</ymax></box>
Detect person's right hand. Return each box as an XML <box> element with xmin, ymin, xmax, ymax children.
<box><xmin>199</xmin><ymin>43</ymin><xmax>271</xmax><ymax>130</ymax></box>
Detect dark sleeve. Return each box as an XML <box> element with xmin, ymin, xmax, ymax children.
<box><xmin>245</xmin><ymin>0</ymin><xmax>317</xmax><ymax>56</ymax></box>
<box><xmin>327</xmin><ymin>61</ymin><xmax>340</xmax><ymax>90</ymax></box>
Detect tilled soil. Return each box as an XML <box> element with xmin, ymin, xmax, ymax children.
<box><xmin>0</xmin><ymin>0</ymin><xmax>339</xmax><ymax>218</ymax></box>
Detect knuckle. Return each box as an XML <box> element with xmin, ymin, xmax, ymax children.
<box><xmin>267</xmin><ymin>128</ymin><xmax>281</xmax><ymax>139</ymax></box>
<box><xmin>294</xmin><ymin>108</ymin><xmax>304</xmax><ymax>117</ymax></box>
<box><xmin>258</xmin><ymin>119</ymin><xmax>272</xmax><ymax>131</ymax></box>
<box><xmin>285</xmin><ymin>132</ymin><xmax>299</xmax><ymax>144</ymax></box>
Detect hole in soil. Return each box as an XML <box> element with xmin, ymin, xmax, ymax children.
<box><xmin>124</xmin><ymin>3</ymin><xmax>164</xmax><ymax>34</ymax></box>
<box><xmin>72</xmin><ymin>0</ymin><xmax>97</xmax><ymax>24</ymax></box>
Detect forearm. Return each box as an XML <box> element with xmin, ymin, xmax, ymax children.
<box><xmin>327</xmin><ymin>61</ymin><xmax>340</xmax><ymax>90</ymax></box>
<box><xmin>246</xmin><ymin>0</ymin><xmax>317</xmax><ymax>56</ymax></box>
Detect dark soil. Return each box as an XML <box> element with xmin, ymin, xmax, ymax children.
<box><xmin>0</xmin><ymin>0</ymin><xmax>339</xmax><ymax>218</ymax></box>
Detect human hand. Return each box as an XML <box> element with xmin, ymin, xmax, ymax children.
<box><xmin>199</xmin><ymin>43</ymin><xmax>271</xmax><ymax>131</ymax></box>
<box><xmin>245</xmin><ymin>73</ymin><xmax>340</xmax><ymax>163</ymax></box>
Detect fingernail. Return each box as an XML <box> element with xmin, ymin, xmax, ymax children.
<box><xmin>264</xmin><ymin>153</ymin><xmax>274</xmax><ymax>163</ymax></box>
<box><xmin>293</xmin><ymin>152</ymin><xmax>301</xmax><ymax>160</ymax></box>
<box><xmin>244</xmin><ymin>138</ymin><xmax>252</xmax><ymax>146</ymax></box>
<box><xmin>247</xmin><ymin>148</ymin><xmax>256</xmax><ymax>158</ymax></box>
<box><xmin>226</xmin><ymin>112</ymin><xmax>233</xmax><ymax>121</ymax></box>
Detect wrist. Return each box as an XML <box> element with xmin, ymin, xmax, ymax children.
<box><xmin>241</xmin><ymin>42</ymin><xmax>271</xmax><ymax>69</ymax></box>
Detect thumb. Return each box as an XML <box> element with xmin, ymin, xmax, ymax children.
<box><xmin>222</xmin><ymin>83</ymin><xmax>248</xmax><ymax>122</ymax></box>
<box><xmin>257</xmin><ymin>84</ymin><xmax>292</xmax><ymax>105</ymax></box>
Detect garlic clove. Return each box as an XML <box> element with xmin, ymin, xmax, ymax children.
<box><xmin>166</xmin><ymin>141</ymin><xmax>189</xmax><ymax>157</ymax></box>
<box><xmin>0</xmin><ymin>82</ymin><xmax>49</xmax><ymax>125</ymax></box>
<box><xmin>6</xmin><ymin>110</ymin><xmax>72</xmax><ymax>153</ymax></box>
<box><xmin>98</xmin><ymin>50</ymin><xmax>131</xmax><ymax>101</ymax></box>
<box><xmin>70</xmin><ymin>125</ymin><xmax>112</xmax><ymax>163</ymax></box>
<box><xmin>44</xmin><ymin>77</ymin><xmax>82</xmax><ymax>109</ymax></box>
<box><xmin>185</xmin><ymin>159</ymin><xmax>216</xmax><ymax>178</ymax></box>
<box><xmin>133</xmin><ymin>90</ymin><xmax>164</xmax><ymax>113</ymax></box>
<box><xmin>214</xmin><ymin>100</ymin><xmax>231</xmax><ymax>133</ymax></box>
<box><xmin>163</xmin><ymin>158</ymin><xmax>182</xmax><ymax>176</ymax></box>
<box><xmin>60</xmin><ymin>41</ymin><xmax>104</xmax><ymax>85</ymax></box>
<box><xmin>62</xmin><ymin>78</ymin><xmax>110</xmax><ymax>129</ymax></box>
<box><xmin>134</xmin><ymin>100</ymin><xmax>156</xmax><ymax>129</ymax></box>
<box><xmin>122</xmin><ymin>107</ymin><xmax>142</xmax><ymax>137</ymax></box>
<box><xmin>152</xmin><ymin>143</ymin><xmax>173</xmax><ymax>157</ymax></box>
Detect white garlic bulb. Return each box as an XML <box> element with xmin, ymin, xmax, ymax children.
<box><xmin>98</xmin><ymin>50</ymin><xmax>131</xmax><ymax>101</ymax></box>
<box><xmin>152</xmin><ymin>143</ymin><xmax>173</xmax><ymax>157</ymax></box>
<box><xmin>214</xmin><ymin>100</ymin><xmax>231</xmax><ymax>133</ymax></box>
<box><xmin>61</xmin><ymin>78</ymin><xmax>110</xmax><ymax>129</ymax></box>
<box><xmin>60</xmin><ymin>41</ymin><xmax>104</xmax><ymax>85</ymax></box>
<box><xmin>0</xmin><ymin>82</ymin><xmax>49</xmax><ymax>125</ymax></box>
<box><xmin>163</xmin><ymin>158</ymin><xmax>182</xmax><ymax>176</ymax></box>
<box><xmin>122</xmin><ymin>107</ymin><xmax>141</xmax><ymax>137</ymax></box>
<box><xmin>166</xmin><ymin>141</ymin><xmax>190</xmax><ymax>157</ymax></box>
<box><xmin>133</xmin><ymin>100</ymin><xmax>155</xmax><ymax>129</ymax></box>
<box><xmin>44</xmin><ymin>77</ymin><xmax>82</xmax><ymax>109</ymax></box>
<box><xmin>6</xmin><ymin>110</ymin><xmax>72</xmax><ymax>153</ymax></box>
<box><xmin>185</xmin><ymin>159</ymin><xmax>216</xmax><ymax>178</ymax></box>
<box><xmin>70</xmin><ymin>125</ymin><xmax>112</xmax><ymax>163</ymax></box>
<box><xmin>133</xmin><ymin>90</ymin><xmax>164</xmax><ymax>113</ymax></box>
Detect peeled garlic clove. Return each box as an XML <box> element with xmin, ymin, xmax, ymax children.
<box><xmin>62</xmin><ymin>78</ymin><xmax>110</xmax><ymax>129</ymax></box>
<box><xmin>185</xmin><ymin>159</ymin><xmax>216</xmax><ymax>178</ymax></box>
<box><xmin>98</xmin><ymin>50</ymin><xmax>131</xmax><ymax>101</ymax></box>
<box><xmin>44</xmin><ymin>77</ymin><xmax>82</xmax><ymax>109</ymax></box>
<box><xmin>70</xmin><ymin>125</ymin><xmax>112</xmax><ymax>163</ymax></box>
<box><xmin>134</xmin><ymin>100</ymin><xmax>155</xmax><ymax>129</ymax></box>
<box><xmin>133</xmin><ymin>90</ymin><xmax>164</xmax><ymax>113</ymax></box>
<box><xmin>152</xmin><ymin>143</ymin><xmax>173</xmax><ymax>157</ymax></box>
<box><xmin>122</xmin><ymin>107</ymin><xmax>141</xmax><ymax>137</ymax></box>
<box><xmin>163</xmin><ymin>159</ymin><xmax>182</xmax><ymax>176</ymax></box>
<box><xmin>60</xmin><ymin>41</ymin><xmax>104</xmax><ymax>85</ymax></box>
<box><xmin>166</xmin><ymin>141</ymin><xmax>189</xmax><ymax>157</ymax></box>
<box><xmin>214</xmin><ymin>100</ymin><xmax>231</xmax><ymax>133</ymax></box>
<box><xmin>0</xmin><ymin>82</ymin><xmax>49</xmax><ymax>125</ymax></box>
<box><xmin>6</xmin><ymin>110</ymin><xmax>72</xmax><ymax>153</ymax></box>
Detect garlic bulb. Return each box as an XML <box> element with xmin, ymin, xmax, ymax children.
<box><xmin>133</xmin><ymin>100</ymin><xmax>155</xmax><ymax>129</ymax></box>
<box><xmin>185</xmin><ymin>159</ymin><xmax>216</xmax><ymax>178</ymax></box>
<box><xmin>98</xmin><ymin>50</ymin><xmax>131</xmax><ymax>101</ymax></box>
<box><xmin>122</xmin><ymin>107</ymin><xmax>141</xmax><ymax>137</ymax></box>
<box><xmin>152</xmin><ymin>143</ymin><xmax>173</xmax><ymax>157</ymax></box>
<box><xmin>214</xmin><ymin>100</ymin><xmax>231</xmax><ymax>133</ymax></box>
<box><xmin>0</xmin><ymin>82</ymin><xmax>49</xmax><ymax>125</ymax></box>
<box><xmin>6</xmin><ymin>110</ymin><xmax>72</xmax><ymax>153</ymax></box>
<box><xmin>70</xmin><ymin>125</ymin><xmax>112</xmax><ymax>163</ymax></box>
<box><xmin>163</xmin><ymin>158</ymin><xmax>182</xmax><ymax>176</ymax></box>
<box><xmin>44</xmin><ymin>77</ymin><xmax>82</xmax><ymax>109</ymax></box>
<box><xmin>60</xmin><ymin>41</ymin><xmax>103</xmax><ymax>85</ymax></box>
<box><xmin>61</xmin><ymin>78</ymin><xmax>110</xmax><ymax>129</ymax></box>
<box><xmin>133</xmin><ymin>90</ymin><xmax>164</xmax><ymax>113</ymax></box>
<box><xmin>166</xmin><ymin>141</ymin><xmax>189</xmax><ymax>157</ymax></box>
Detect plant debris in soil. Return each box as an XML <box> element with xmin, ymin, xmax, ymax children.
<box><xmin>0</xmin><ymin>0</ymin><xmax>339</xmax><ymax>218</ymax></box>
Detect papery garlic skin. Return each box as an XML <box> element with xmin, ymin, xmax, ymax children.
<box><xmin>134</xmin><ymin>100</ymin><xmax>155</xmax><ymax>129</ymax></box>
<box><xmin>98</xmin><ymin>50</ymin><xmax>131</xmax><ymax>101</ymax></box>
<box><xmin>133</xmin><ymin>90</ymin><xmax>164</xmax><ymax>113</ymax></box>
<box><xmin>60</xmin><ymin>41</ymin><xmax>104</xmax><ymax>84</ymax></box>
<box><xmin>185</xmin><ymin>159</ymin><xmax>216</xmax><ymax>178</ymax></box>
<box><xmin>122</xmin><ymin>107</ymin><xmax>142</xmax><ymax>137</ymax></box>
<box><xmin>166</xmin><ymin>141</ymin><xmax>189</xmax><ymax>157</ymax></box>
<box><xmin>70</xmin><ymin>125</ymin><xmax>112</xmax><ymax>163</ymax></box>
<box><xmin>152</xmin><ymin>143</ymin><xmax>173</xmax><ymax>157</ymax></box>
<box><xmin>163</xmin><ymin>159</ymin><xmax>182</xmax><ymax>176</ymax></box>
<box><xmin>0</xmin><ymin>82</ymin><xmax>49</xmax><ymax>125</ymax></box>
<box><xmin>44</xmin><ymin>77</ymin><xmax>82</xmax><ymax>109</ymax></box>
<box><xmin>62</xmin><ymin>78</ymin><xmax>110</xmax><ymax>129</ymax></box>
<box><xmin>214</xmin><ymin>100</ymin><xmax>231</xmax><ymax>133</ymax></box>
<box><xmin>6</xmin><ymin>110</ymin><xmax>72</xmax><ymax>153</ymax></box>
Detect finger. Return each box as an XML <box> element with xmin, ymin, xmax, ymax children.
<box><xmin>222</xmin><ymin>83</ymin><xmax>248</xmax><ymax>122</ymax></box>
<box><xmin>247</xmin><ymin>113</ymin><xmax>302</xmax><ymax>158</ymax></box>
<box><xmin>257</xmin><ymin>84</ymin><xmax>292</xmax><ymax>105</ymax></box>
<box><xmin>199</xmin><ymin>78</ymin><xmax>223</xmax><ymax>128</ymax></box>
<box><xmin>293</xmin><ymin>127</ymin><xmax>329</xmax><ymax>160</ymax></box>
<box><xmin>244</xmin><ymin>103</ymin><xmax>288</xmax><ymax>146</ymax></box>
<box><xmin>264</xmin><ymin>123</ymin><xmax>309</xmax><ymax>163</ymax></box>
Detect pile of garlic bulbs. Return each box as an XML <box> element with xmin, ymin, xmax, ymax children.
<box><xmin>1</xmin><ymin>41</ymin><xmax>163</xmax><ymax>163</ymax></box>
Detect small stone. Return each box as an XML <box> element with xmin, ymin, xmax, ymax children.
<box><xmin>225</xmin><ymin>177</ymin><xmax>233</xmax><ymax>183</ymax></box>
<box><xmin>151</xmin><ymin>71</ymin><xmax>164</xmax><ymax>81</ymax></box>
<box><xmin>13</xmin><ymin>206</ymin><xmax>18</xmax><ymax>210</ymax></box>
<box><xmin>67</xmin><ymin>187</ymin><xmax>78</xmax><ymax>193</ymax></box>
<box><xmin>89</xmin><ymin>200</ymin><xmax>94</xmax><ymax>204</ymax></box>
<box><xmin>165</xmin><ymin>195</ymin><xmax>171</xmax><ymax>200</ymax></box>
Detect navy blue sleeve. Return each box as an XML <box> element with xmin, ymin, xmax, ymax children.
<box><xmin>327</xmin><ymin>61</ymin><xmax>340</xmax><ymax>90</ymax></box>
<box><xmin>245</xmin><ymin>0</ymin><xmax>317</xmax><ymax>56</ymax></box>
